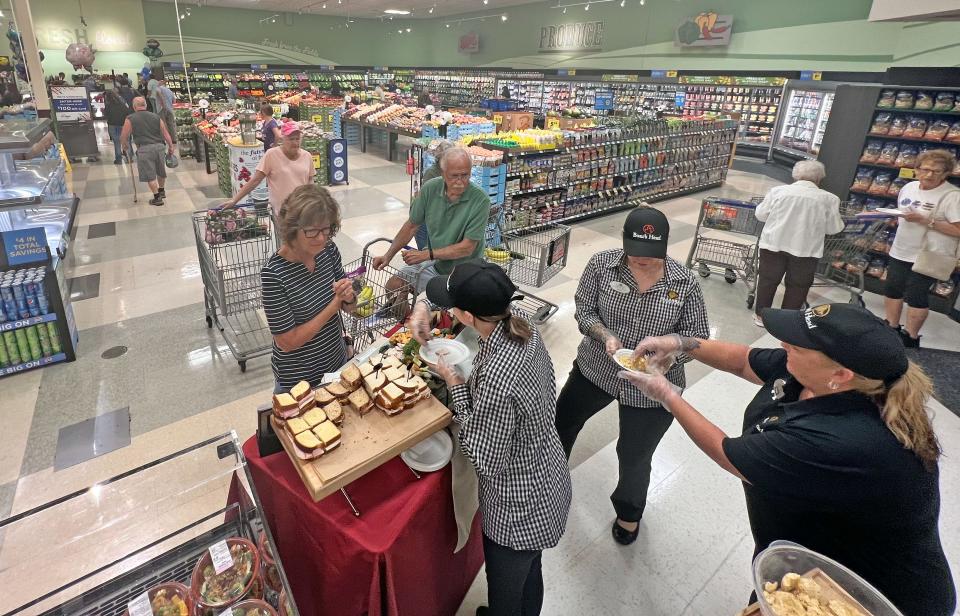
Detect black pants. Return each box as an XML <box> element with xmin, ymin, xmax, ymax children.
<box><xmin>755</xmin><ymin>248</ymin><xmax>819</xmax><ymax>314</ymax></box>
<box><xmin>884</xmin><ymin>256</ymin><xmax>936</xmax><ymax>309</ymax></box>
<box><xmin>554</xmin><ymin>362</ymin><xmax>674</xmax><ymax>522</ymax></box>
<box><xmin>483</xmin><ymin>533</ymin><xmax>544</xmax><ymax>616</ymax></box>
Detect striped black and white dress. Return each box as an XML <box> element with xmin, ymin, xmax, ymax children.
<box><xmin>260</xmin><ymin>242</ymin><xmax>347</xmax><ymax>389</ymax></box>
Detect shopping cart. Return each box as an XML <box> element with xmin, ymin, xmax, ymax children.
<box><xmin>685</xmin><ymin>196</ymin><xmax>765</xmax><ymax>309</ymax></box>
<box><xmin>812</xmin><ymin>204</ymin><xmax>891</xmax><ymax>307</ymax></box>
<box><xmin>192</xmin><ymin>207</ymin><xmax>276</xmax><ymax>372</ymax></box>
<box><xmin>483</xmin><ymin>206</ymin><xmax>565</xmax><ymax>324</ymax></box>
<box><xmin>341</xmin><ymin>238</ymin><xmax>416</xmax><ymax>353</ymax></box>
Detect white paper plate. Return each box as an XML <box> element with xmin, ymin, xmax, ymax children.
<box><xmin>873</xmin><ymin>207</ymin><xmax>906</xmax><ymax>217</ymax></box>
<box><xmin>419</xmin><ymin>339</ymin><xmax>470</xmax><ymax>366</ymax></box>
<box><xmin>612</xmin><ymin>349</ymin><xmax>649</xmax><ymax>373</ymax></box>
<box><xmin>401</xmin><ymin>430</ymin><xmax>454</xmax><ymax>472</ymax></box>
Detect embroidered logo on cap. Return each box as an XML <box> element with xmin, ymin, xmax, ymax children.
<box><xmin>631</xmin><ymin>230</ymin><xmax>663</xmax><ymax>241</ymax></box>
<box><xmin>803</xmin><ymin>304</ymin><xmax>831</xmax><ymax>329</ymax></box>
<box><xmin>643</xmin><ymin>224</ymin><xmax>655</xmax><ymax>234</ymax></box>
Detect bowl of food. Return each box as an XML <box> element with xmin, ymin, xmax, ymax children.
<box><xmin>225</xmin><ymin>598</ymin><xmax>277</xmax><ymax>616</ymax></box>
<box><xmin>257</xmin><ymin>531</ymin><xmax>283</xmax><ymax>598</ymax></box>
<box><xmin>124</xmin><ymin>582</ymin><xmax>193</xmax><ymax>616</ymax></box>
<box><xmin>278</xmin><ymin>590</ymin><xmax>295</xmax><ymax>616</ymax></box>
<box><xmin>613</xmin><ymin>349</ymin><xmax>649</xmax><ymax>373</ymax></box>
<box><xmin>753</xmin><ymin>541</ymin><xmax>903</xmax><ymax>616</ymax></box>
<box><xmin>191</xmin><ymin>537</ymin><xmax>263</xmax><ymax>614</ymax></box>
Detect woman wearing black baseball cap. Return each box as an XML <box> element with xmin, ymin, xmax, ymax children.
<box><xmin>422</xmin><ymin>259</ymin><xmax>572</xmax><ymax>616</ymax></box>
<box><xmin>622</xmin><ymin>303</ymin><xmax>955</xmax><ymax>615</ymax></box>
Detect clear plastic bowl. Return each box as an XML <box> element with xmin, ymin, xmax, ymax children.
<box><xmin>122</xmin><ymin>581</ymin><xmax>193</xmax><ymax>616</ymax></box>
<box><xmin>190</xmin><ymin>537</ymin><xmax>263</xmax><ymax>615</ymax></box>
<box><xmin>225</xmin><ymin>598</ymin><xmax>277</xmax><ymax>616</ymax></box>
<box><xmin>752</xmin><ymin>541</ymin><xmax>904</xmax><ymax>616</ymax></box>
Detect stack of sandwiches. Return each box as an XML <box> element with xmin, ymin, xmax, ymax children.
<box><xmin>359</xmin><ymin>355</ymin><xmax>431</xmax><ymax>416</ymax></box>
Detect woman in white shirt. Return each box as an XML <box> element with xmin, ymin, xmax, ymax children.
<box><xmin>884</xmin><ymin>149</ymin><xmax>960</xmax><ymax>347</ymax></box>
<box><xmin>753</xmin><ymin>160</ymin><xmax>844</xmax><ymax>327</ymax></box>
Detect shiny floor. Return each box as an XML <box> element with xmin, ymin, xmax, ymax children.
<box><xmin>2</xmin><ymin>131</ymin><xmax>959</xmax><ymax>615</ymax></box>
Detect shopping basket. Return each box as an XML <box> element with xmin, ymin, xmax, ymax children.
<box><xmin>813</xmin><ymin>205</ymin><xmax>892</xmax><ymax>307</ymax></box>
<box><xmin>685</xmin><ymin>196</ymin><xmax>764</xmax><ymax>309</ymax></box>
<box><xmin>192</xmin><ymin>207</ymin><xmax>276</xmax><ymax>372</ymax></box>
<box><xmin>341</xmin><ymin>238</ymin><xmax>416</xmax><ymax>353</ymax></box>
<box><xmin>482</xmin><ymin>206</ymin><xmax>562</xmax><ymax>324</ymax></box>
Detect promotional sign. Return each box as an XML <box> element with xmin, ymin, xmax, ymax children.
<box><xmin>675</xmin><ymin>12</ymin><xmax>733</xmax><ymax>47</ymax></box>
<box><xmin>594</xmin><ymin>90</ymin><xmax>614</xmax><ymax>111</ymax></box>
<box><xmin>679</xmin><ymin>75</ymin><xmax>785</xmax><ymax>86</ymax></box>
<box><xmin>1</xmin><ymin>228</ymin><xmax>50</xmax><ymax>268</ymax></box>
<box><xmin>327</xmin><ymin>139</ymin><xmax>348</xmax><ymax>185</ymax></box>
<box><xmin>800</xmin><ymin>70</ymin><xmax>823</xmax><ymax>81</ymax></box>
<box><xmin>601</xmin><ymin>74</ymin><xmax>638</xmax><ymax>83</ymax></box>
<box><xmin>227</xmin><ymin>143</ymin><xmax>268</xmax><ymax>204</ymax></box>
<box><xmin>50</xmin><ymin>86</ymin><xmax>90</xmax><ymax>122</ymax></box>
<box><xmin>674</xmin><ymin>91</ymin><xmax>686</xmax><ymax>109</ymax></box>
<box><xmin>459</xmin><ymin>32</ymin><xmax>480</xmax><ymax>54</ymax></box>
<box><xmin>539</xmin><ymin>21</ymin><xmax>604</xmax><ymax>53</ymax></box>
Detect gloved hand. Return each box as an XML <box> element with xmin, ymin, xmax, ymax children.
<box><xmin>605</xmin><ymin>335</ymin><xmax>622</xmax><ymax>356</ymax></box>
<box><xmin>436</xmin><ymin>353</ymin><xmax>465</xmax><ymax>387</ymax></box>
<box><xmin>409</xmin><ymin>300</ymin><xmax>433</xmax><ymax>347</ymax></box>
<box><xmin>633</xmin><ymin>334</ymin><xmax>688</xmax><ymax>374</ymax></box>
<box><xmin>617</xmin><ymin>370</ymin><xmax>681</xmax><ymax>404</ymax></box>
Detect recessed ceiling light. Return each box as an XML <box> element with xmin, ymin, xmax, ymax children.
<box><xmin>445</xmin><ymin>23</ymin><xmax>450</xmax><ymax>27</ymax></box>
<box><xmin>384</xmin><ymin>9</ymin><xmax>410</xmax><ymax>14</ymax></box>
<box><xmin>406</xmin><ymin>27</ymin><xmax>411</xmax><ymax>32</ymax></box>
<box><xmin>428</xmin><ymin>5</ymin><xmax>434</xmax><ymax>13</ymax></box>
<box><xmin>584</xmin><ymin>2</ymin><xmax>590</xmax><ymax>9</ymax></box>
<box><xmin>500</xmin><ymin>14</ymin><xmax>507</xmax><ymax>21</ymax></box>
<box><xmin>482</xmin><ymin>0</ymin><xmax>488</xmax><ymax>4</ymax></box>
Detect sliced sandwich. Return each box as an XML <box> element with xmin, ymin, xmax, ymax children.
<box><xmin>376</xmin><ymin>382</ymin><xmax>406</xmax><ymax>415</ymax></box>
<box><xmin>323</xmin><ymin>401</ymin><xmax>344</xmax><ymax>426</ymax></box>
<box><xmin>363</xmin><ymin>371</ymin><xmax>387</xmax><ymax>397</ymax></box>
<box><xmin>348</xmin><ymin>387</ymin><xmax>373</xmax><ymax>416</ymax></box>
<box><xmin>314</xmin><ymin>386</ymin><xmax>335</xmax><ymax>406</ymax></box>
<box><xmin>326</xmin><ymin>381</ymin><xmax>351</xmax><ymax>401</ymax></box>
<box><xmin>382</xmin><ymin>356</ymin><xmax>404</xmax><ymax>371</ymax></box>
<box><xmin>359</xmin><ymin>362</ymin><xmax>375</xmax><ymax>378</ymax></box>
<box><xmin>341</xmin><ymin>362</ymin><xmax>362</xmax><ymax>390</ymax></box>
<box><xmin>272</xmin><ymin>393</ymin><xmax>300</xmax><ymax>419</ymax></box>
<box><xmin>383</xmin><ymin>366</ymin><xmax>407</xmax><ymax>383</ymax></box>
<box><xmin>302</xmin><ymin>407</ymin><xmax>328</xmax><ymax>428</ymax></box>
<box><xmin>409</xmin><ymin>375</ymin><xmax>431</xmax><ymax>400</ymax></box>
<box><xmin>286</xmin><ymin>416</ymin><xmax>310</xmax><ymax>436</ymax></box>
<box><xmin>313</xmin><ymin>421</ymin><xmax>341</xmax><ymax>452</ymax></box>
<box><xmin>292</xmin><ymin>430</ymin><xmax>324</xmax><ymax>460</ymax></box>
<box><xmin>290</xmin><ymin>380</ymin><xmax>312</xmax><ymax>402</ymax></box>
<box><xmin>297</xmin><ymin>390</ymin><xmax>316</xmax><ymax>412</ymax></box>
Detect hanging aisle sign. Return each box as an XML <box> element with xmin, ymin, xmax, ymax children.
<box><xmin>539</xmin><ymin>21</ymin><xmax>604</xmax><ymax>53</ymax></box>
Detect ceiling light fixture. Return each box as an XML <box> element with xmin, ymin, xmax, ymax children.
<box><xmin>584</xmin><ymin>2</ymin><xmax>589</xmax><ymax>9</ymax></box>
<box><xmin>428</xmin><ymin>5</ymin><xmax>434</xmax><ymax>13</ymax></box>
<box><xmin>640</xmin><ymin>0</ymin><xmax>644</xmax><ymax>4</ymax></box>
<box><xmin>406</xmin><ymin>27</ymin><xmax>411</xmax><ymax>32</ymax></box>
<box><xmin>483</xmin><ymin>0</ymin><xmax>488</xmax><ymax>4</ymax></box>
<box><xmin>620</xmin><ymin>0</ymin><xmax>625</xmax><ymax>5</ymax></box>
<box><xmin>445</xmin><ymin>23</ymin><xmax>450</xmax><ymax>27</ymax></box>
<box><xmin>383</xmin><ymin>8</ymin><xmax>410</xmax><ymax>14</ymax></box>
<box><xmin>501</xmin><ymin>14</ymin><xmax>507</xmax><ymax>21</ymax></box>
<box><xmin>562</xmin><ymin>6</ymin><xmax>566</xmax><ymax>12</ymax></box>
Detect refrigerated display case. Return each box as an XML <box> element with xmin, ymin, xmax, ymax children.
<box><xmin>0</xmin><ymin>432</ymin><xmax>300</xmax><ymax>616</ymax></box>
<box><xmin>770</xmin><ymin>81</ymin><xmax>840</xmax><ymax>162</ymax></box>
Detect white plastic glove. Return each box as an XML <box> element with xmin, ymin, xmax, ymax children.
<box><xmin>617</xmin><ymin>370</ymin><xmax>681</xmax><ymax>404</ymax></box>
<box><xmin>633</xmin><ymin>334</ymin><xmax>687</xmax><ymax>374</ymax></box>
<box><xmin>409</xmin><ymin>300</ymin><xmax>433</xmax><ymax>347</ymax></box>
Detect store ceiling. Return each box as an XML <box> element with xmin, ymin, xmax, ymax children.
<box><xmin>159</xmin><ymin>0</ymin><xmax>547</xmax><ymax>19</ymax></box>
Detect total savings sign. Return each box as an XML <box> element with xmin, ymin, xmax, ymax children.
<box><xmin>676</xmin><ymin>12</ymin><xmax>733</xmax><ymax>47</ymax></box>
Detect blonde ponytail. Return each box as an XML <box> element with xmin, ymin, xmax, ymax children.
<box><xmin>848</xmin><ymin>361</ymin><xmax>941</xmax><ymax>470</ymax></box>
<box><xmin>507</xmin><ymin>315</ymin><xmax>532</xmax><ymax>343</ymax></box>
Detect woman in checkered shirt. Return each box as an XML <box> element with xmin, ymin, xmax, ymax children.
<box><xmin>416</xmin><ymin>260</ymin><xmax>572</xmax><ymax>616</ymax></box>
<box><xmin>554</xmin><ymin>206</ymin><xmax>709</xmax><ymax>546</ymax></box>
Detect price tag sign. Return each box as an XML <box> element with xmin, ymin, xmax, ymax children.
<box><xmin>666</xmin><ymin>70</ymin><xmax>678</xmax><ymax>78</ymax></box>
<box><xmin>127</xmin><ymin>592</ymin><xmax>152</xmax><ymax>616</ymax></box>
<box><xmin>312</xmin><ymin>154</ymin><xmax>322</xmax><ymax>169</ymax></box>
<box><xmin>492</xmin><ymin>114</ymin><xmax>503</xmax><ymax>125</ymax></box>
<box><xmin>812</xmin><ymin>71</ymin><xmax>822</xmax><ymax>81</ymax></box>
<box><xmin>312</xmin><ymin>114</ymin><xmax>325</xmax><ymax>124</ymax></box>
<box><xmin>546</xmin><ymin>118</ymin><xmax>560</xmax><ymax>130</ymax></box>
<box><xmin>209</xmin><ymin>540</ymin><xmax>234</xmax><ymax>575</ymax></box>
<box><xmin>899</xmin><ymin>167</ymin><xmax>916</xmax><ymax>179</ymax></box>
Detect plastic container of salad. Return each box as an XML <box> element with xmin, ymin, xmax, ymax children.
<box><xmin>223</xmin><ymin>598</ymin><xmax>278</xmax><ymax>616</ymax></box>
<box><xmin>191</xmin><ymin>537</ymin><xmax>264</xmax><ymax>615</ymax></box>
<box><xmin>278</xmin><ymin>589</ymin><xmax>294</xmax><ymax>616</ymax></box>
<box><xmin>753</xmin><ymin>541</ymin><xmax>903</xmax><ymax>616</ymax></box>
<box><xmin>257</xmin><ymin>531</ymin><xmax>283</xmax><ymax>602</ymax></box>
<box><xmin>123</xmin><ymin>582</ymin><xmax>194</xmax><ymax>616</ymax></box>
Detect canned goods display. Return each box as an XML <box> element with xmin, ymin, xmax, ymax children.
<box><xmin>46</xmin><ymin>322</ymin><xmax>63</xmax><ymax>354</ymax></box>
<box><xmin>14</xmin><ymin>328</ymin><xmax>30</xmax><ymax>361</ymax></box>
<box><xmin>0</xmin><ymin>334</ymin><xmax>9</xmax><ymax>368</ymax></box>
<box><xmin>3</xmin><ymin>331</ymin><xmax>20</xmax><ymax>365</ymax></box>
<box><xmin>36</xmin><ymin>323</ymin><xmax>52</xmax><ymax>357</ymax></box>
<box><xmin>24</xmin><ymin>325</ymin><xmax>42</xmax><ymax>361</ymax></box>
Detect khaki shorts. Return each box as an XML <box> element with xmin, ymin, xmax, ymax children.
<box><xmin>397</xmin><ymin>260</ymin><xmax>440</xmax><ymax>295</ymax></box>
<box><xmin>136</xmin><ymin>143</ymin><xmax>167</xmax><ymax>182</ymax></box>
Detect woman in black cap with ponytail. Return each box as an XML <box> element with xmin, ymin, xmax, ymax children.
<box><xmin>624</xmin><ymin>303</ymin><xmax>955</xmax><ymax>615</ymax></box>
<box><xmin>412</xmin><ymin>259</ymin><xmax>571</xmax><ymax>616</ymax></box>
<box><xmin>554</xmin><ymin>205</ymin><xmax>710</xmax><ymax>545</ymax></box>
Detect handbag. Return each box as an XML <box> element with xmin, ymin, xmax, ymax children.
<box><xmin>911</xmin><ymin>191</ymin><xmax>960</xmax><ymax>281</ymax></box>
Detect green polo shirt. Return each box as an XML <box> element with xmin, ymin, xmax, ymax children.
<box><xmin>409</xmin><ymin>176</ymin><xmax>489</xmax><ymax>275</ymax></box>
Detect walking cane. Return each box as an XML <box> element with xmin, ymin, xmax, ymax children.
<box><xmin>129</xmin><ymin>152</ymin><xmax>138</xmax><ymax>203</ymax></box>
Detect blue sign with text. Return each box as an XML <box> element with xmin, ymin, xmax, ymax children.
<box><xmin>651</xmin><ymin>70</ymin><xmax>667</xmax><ymax>78</ymax></box>
<box><xmin>2</xmin><ymin>228</ymin><xmax>50</xmax><ymax>266</ymax></box>
<box><xmin>594</xmin><ymin>90</ymin><xmax>614</xmax><ymax>111</ymax></box>
<box><xmin>675</xmin><ymin>92</ymin><xmax>686</xmax><ymax>109</ymax></box>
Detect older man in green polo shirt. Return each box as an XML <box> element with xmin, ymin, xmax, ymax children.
<box><xmin>373</xmin><ymin>147</ymin><xmax>489</xmax><ymax>304</ymax></box>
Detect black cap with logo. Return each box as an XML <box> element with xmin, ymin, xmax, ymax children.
<box><xmin>761</xmin><ymin>303</ymin><xmax>909</xmax><ymax>385</ymax></box>
<box><xmin>622</xmin><ymin>206</ymin><xmax>670</xmax><ymax>259</ymax></box>
<box><xmin>426</xmin><ymin>260</ymin><xmax>520</xmax><ymax>317</ymax></box>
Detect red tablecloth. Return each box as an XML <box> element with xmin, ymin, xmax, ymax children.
<box><xmin>242</xmin><ymin>437</ymin><xmax>484</xmax><ymax>616</ymax></box>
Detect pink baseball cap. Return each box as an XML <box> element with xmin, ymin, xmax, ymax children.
<box><xmin>280</xmin><ymin>121</ymin><xmax>301</xmax><ymax>137</ymax></box>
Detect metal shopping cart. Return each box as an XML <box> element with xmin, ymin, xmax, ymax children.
<box><xmin>192</xmin><ymin>207</ymin><xmax>276</xmax><ymax>372</ymax></box>
<box><xmin>341</xmin><ymin>238</ymin><xmax>416</xmax><ymax>353</ymax></box>
<box><xmin>811</xmin><ymin>204</ymin><xmax>891</xmax><ymax>307</ymax></box>
<box><xmin>685</xmin><ymin>196</ymin><xmax>765</xmax><ymax>309</ymax></box>
<box><xmin>483</xmin><ymin>206</ymin><xmax>567</xmax><ymax>324</ymax></box>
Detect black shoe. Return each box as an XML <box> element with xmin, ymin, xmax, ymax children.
<box><xmin>149</xmin><ymin>196</ymin><xmax>164</xmax><ymax>206</ymax></box>
<box><xmin>475</xmin><ymin>607</ymin><xmax>489</xmax><ymax>616</ymax></box>
<box><xmin>612</xmin><ymin>519</ymin><xmax>640</xmax><ymax>545</ymax></box>
<box><xmin>899</xmin><ymin>329</ymin><xmax>920</xmax><ymax>348</ymax></box>
<box><xmin>113</xmin><ymin>158</ymin><xmax>121</xmax><ymax>164</ymax></box>
<box><xmin>158</xmin><ymin>188</ymin><xmax>166</xmax><ymax>198</ymax></box>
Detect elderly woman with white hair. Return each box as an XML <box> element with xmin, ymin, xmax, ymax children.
<box><xmin>752</xmin><ymin>160</ymin><xmax>845</xmax><ymax>326</ymax></box>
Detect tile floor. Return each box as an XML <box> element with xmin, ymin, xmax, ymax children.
<box><xmin>1</xmin><ymin>129</ymin><xmax>958</xmax><ymax>615</ymax></box>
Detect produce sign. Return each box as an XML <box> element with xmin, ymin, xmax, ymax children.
<box><xmin>538</xmin><ymin>21</ymin><xmax>604</xmax><ymax>53</ymax></box>
<box><xmin>675</xmin><ymin>12</ymin><xmax>733</xmax><ymax>47</ymax></box>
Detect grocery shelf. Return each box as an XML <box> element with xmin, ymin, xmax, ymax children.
<box><xmin>848</xmin><ymin>189</ymin><xmax>897</xmax><ymax>200</ymax></box>
<box><xmin>0</xmin><ymin>352</ymin><xmax>67</xmax><ymax>377</ymax></box>
<box><xmin>0</xmin><ymin>312</ymin><xmax>58</xmax><ymax>333</ymax></box>
<box><xmin>865</xmin><ymin>133</ymin><xmax>958</xmax><ymax>147</ymax></box>
<box><xmin>874</xmin><ymin>107</ymin><xmax>960</xmax><ymax>116</ymax></box>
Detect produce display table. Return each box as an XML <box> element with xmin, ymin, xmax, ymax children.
<box><xmin>243</xmin><ymin>436</ymin><xmax>484</xmax><ymax>616</ymax></box>
<box><xmin>341</xmin><ymin>117</ymin><xmax>421</xmax><ymax>162</ymax></box>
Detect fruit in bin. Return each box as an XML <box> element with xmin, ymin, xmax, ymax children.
<box><xmin>485</xmin><ymin>247</ymin><xmax>511</xmax><ymax>263</ymax></box>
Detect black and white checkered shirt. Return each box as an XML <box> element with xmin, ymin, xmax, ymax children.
<box><xmin>575</xmin><ymin>249</ymin><xmax>710</xmax><ymax>408</ymax></box>
<box><xmin>449</xmin><ymin>320</ymin><xmax>572</xmax><ymax>551</ymax></box>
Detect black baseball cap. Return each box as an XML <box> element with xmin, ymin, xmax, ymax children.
<box><xmin>622</xmin><ymin>207</ymin><xmax>669</xmax><ymax>258</ymax></box>
<box><xmin>426</xmin><ymin>260</ymin><xmax>520</xmax><ymax>317</ymax></box>
<box><xmin>761</xmin><ymin>303</ymin><xmax>908</xmax><ymax>384</ymax></box>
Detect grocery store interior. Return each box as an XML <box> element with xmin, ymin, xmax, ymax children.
<box><xmin>1</xmin><ymin>0</ymin><xmax>960</xmax><ymax>615</ymax></box>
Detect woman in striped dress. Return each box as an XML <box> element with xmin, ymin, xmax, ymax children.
<box><xmin>260</xmin><ymin>184</ymin><xmax>357</xmax><ymax>392</ymax></box>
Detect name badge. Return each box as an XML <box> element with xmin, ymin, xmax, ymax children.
<box><xmin>609</xmin><ymin>281</ymin><xmax>630</xmax><ymax>294</ymax></box>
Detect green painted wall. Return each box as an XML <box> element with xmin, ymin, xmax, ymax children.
<box><xmin>30</xmin><ymin>0</ymin><xmax>147</xmax><ymax>77</ymax></box>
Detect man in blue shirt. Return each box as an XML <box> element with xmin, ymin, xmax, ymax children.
<box><xmin>154</xmin><ymin>78</ymin><xmax>178</xmax><ymax>145</ymax></box>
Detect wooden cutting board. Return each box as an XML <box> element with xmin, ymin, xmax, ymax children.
<box><xmin>271</xmin><ymin>395</ymin><xmax>452</xmax><ymax>502</ymax></box>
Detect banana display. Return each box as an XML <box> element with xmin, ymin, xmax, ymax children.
<box><xmin>354</xmin><ymin>284</ymin><xmax>375</xmax><ymax>317</ymax></box>
<box><xmin>484</xmin><ymin>246</ymin><xmax>525</xmax><ymax>263</ymax></box>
